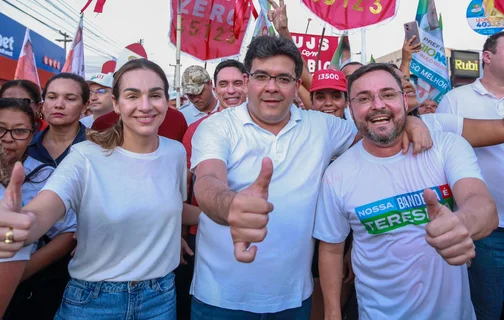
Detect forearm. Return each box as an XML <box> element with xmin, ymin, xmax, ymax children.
<box><xmin>182</xmin><ymin>203</ymin><xmax>201</xmax><ymax>226</ymax></box>
<box><xmin>399</xmin><ymin>58</ymin><xmax>411</xmax><ymax>76</ymax></box>
<box><xmin>21</xmin><ymin>232</ymin><xmax>75</xmax><ymax>282</ymax></box>
<box><xmin>319</xmin><ymin>242</ymin><xmax>344</xmax><ymax>320</ymax></box>
<box><xmin>456</xmin><ymin>193</ymin><xmax>498</xmax><ymax>240</ymax></box>
<box><xmin>0</xmin><ymin>261</ymin><xmax>25</xmax><ymax>316</ymax></box>
<box><xmin>462</xmin><ymin>119</ymin><xmax>504</xmax><ymax>147</ymax></box>
<box><xmin>23</xmin><ymin>190</ymin><xmax>67</xmax><ymax>244</ymax></box>
<box><xmin>298</xmin><ymin>85</ymin><xmax>312</xmax><ymax>109</ymax></box>
<box><xmin>194</xmin><ymin>175</ymin><xmax>236</xmax><ymax>225</ymax></box>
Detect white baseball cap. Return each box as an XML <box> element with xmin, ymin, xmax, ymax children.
<box><xmin>168</xmin><ymin>91</ymin><xmax>177</xmax><ymax>101</ymax></box>
<box><xmin>87</xmin><ymin>72</ymin><xmax>113</xmax><ymax>88</ymax></box>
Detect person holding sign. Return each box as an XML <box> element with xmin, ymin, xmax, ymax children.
<box><xmin>0</xmin><ymin>59</ymin><xmax>201</xmax><ymax>320</ymax></box>
<box><xmin>314</xmin><ymin>63</ymin><xmax>498</xmax><ymax>320</ymax></box>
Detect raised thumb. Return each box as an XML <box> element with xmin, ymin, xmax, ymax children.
<box><xmin>424</xmin><ymin>188</ymin><xmax>442</xmax><ymax>221</ymax></box>
<box><xmin>250</xmin><ymin>157</ymin><xmax>273</xmax><ymax>197</ymax></box>
<box><xmin>3</xmin><ymin>161</ymin><xmax>25</xmax><ymax>212</ymax></box>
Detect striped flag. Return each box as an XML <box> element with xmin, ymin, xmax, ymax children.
<box><xmin>14</xmin><ymin>28</ymin><xmax>40</xmax><ymax>87</ymax></box>
<box><xmin>62</xmin><ymin>15</ymin><xmax>85</xmax><ymax>77</ymax></box>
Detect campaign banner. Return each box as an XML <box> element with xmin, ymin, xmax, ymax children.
<box><xmin>466</xmin><ymin>0</ymin><xmax>504</xmax><ymax>35</ymax></box>
<box><xmin>0</xmin><ymin>13</ymin><xmax>65</xmax><ymax>74</ymax></box>
<box><xmin>301</xmin><ymin>0</ymin><xmax>398</xmax><ymax>32</ymax></box>
<box><xmin>291</xmin><ymin>33</ymin><xmax>339</xmax><ymax>73</ymax></box>
<box><xmin>411</xmin><ymin>0</ymin><xmax>451</xmax><ymax>103</ymax></box>
<box><xmin>355</xmin><ymin>184</ymin><xmax>453</xmax><ymax>235</ymax></box>
<box><xmin>169</xmin><ymin>0</ymin><xmax>252</xmax><ymax>61</ymax></box>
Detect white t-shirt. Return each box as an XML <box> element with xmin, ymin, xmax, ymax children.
<box><xmin>79</xmin><ymin>115</ymin><xmax>94</xmax><ymax>128</ymax></box>
<box><xmin>0</xmin><ymin>157</ymin><xmax>77</xmax><ymax>262</ymax></box>
<box><xmin>313</xmin><ymin>132</ymin><xmax>481</xmax><ymax>320</ymax></box>
<box><xmin>42</xmin><ymin>138</ymin><xmax>187</xmax><ymax>281</ymax></box>
<box><xmin>437</xmin><ymin>79</ymin><xmax>504</xmax><ymax>227</ymax></box>
<box><xmin>190</xmin><ymin>103</ymin><xmax>357</xmax><ymax>313</ymax></box>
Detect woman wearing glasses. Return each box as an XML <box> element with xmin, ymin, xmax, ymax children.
<box><xmin>27</xmin><ymin>73</ymin><xmax>88</xmax><ymax>166</ymax></box>
<box><xmin>0</xmin><ymin>80</ymin><xmax>48</xmax><ymax>133</ymax></box>
<box><xmin>0</xmin><ymin>98</ymin><xmax>76</xmax><ymax>319</ymax></box>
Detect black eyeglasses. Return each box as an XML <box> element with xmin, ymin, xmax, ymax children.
<box><xmin>0</xmin><ymin>127</ymin><xmax>34</xmax><ymax>140</ymax></box>
<box><xmin>20</xmin><ymin>98</ymin><xmax>36</xmax><ymax>105</ymax></box>
<box><xmin>249</xmin><ymin>72</ymin><xmax>298</xmax><ymax>88</ymax></box>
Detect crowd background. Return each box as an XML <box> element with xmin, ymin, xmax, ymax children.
<box><xmin>0</xmin><ymin>1</ymin><xmax>503</xmax><ymax>320</ymax></box>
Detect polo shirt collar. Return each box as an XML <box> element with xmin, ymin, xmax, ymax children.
<box><xmin>189</xmin><ymin>100</ymin><xmax>220</xmax><ymax>117</ymax></box>
<box><xmin>29</xmin><ymin>122</ymin><xmax>87</xmax><ymax>165</ymax></box>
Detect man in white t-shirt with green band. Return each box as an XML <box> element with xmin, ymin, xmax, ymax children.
<box><xmin>314</xmin><ymin>63</ymin><xmax>498</xmax><ymax>320</ymax></box>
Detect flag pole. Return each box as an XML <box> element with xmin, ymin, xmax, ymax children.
<box><xmin>304</xmin><ymin>18</ymin><xmax>312</xmax><ymax>34</ymax></box>
<box><xmin>361</xmin><ymin>29</ymin><xmax>367</xmax><ymax>64</ymax></box>
<box><xmin>175</xmin><ymin>0</ymin><xmax>182</xmax><ymax>109</ymax></box>
<box><xmin>315</xmin><ymin>26</ymin><xmax>326</xmax><ymax>72</ymax></box>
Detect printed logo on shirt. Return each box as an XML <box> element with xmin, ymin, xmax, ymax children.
<box><xmin>354</xmin><ymin>184</ymin><xmax>453</xmax><ymax>235</ymax></box>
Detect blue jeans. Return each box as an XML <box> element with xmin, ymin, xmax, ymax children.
<box><xmin>55</xmin><ymin>272</ymin><xmax>176</xmax><ymax>320</ymax></box>
<box><xmin>191</xmin><ymin>296</ymin><xmax>312</xmax><ymax>320</ymax></box>
<box><xmin>469</xmin><ymin>228</ymin><xmax>504</xmax><ymax>320</ymax></box>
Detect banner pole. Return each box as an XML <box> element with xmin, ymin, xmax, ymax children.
<box><xmin>361</xmin><ymin>29</ymin><xmax>367</xmax><ymax>64</ymax></box>
<box><xmin>314</xmin><ymin>26</ymin><xmax>326</xmax><ymax>72</ymax></box>
<box><xmin>304</xmin><ymin>18</ymin><xmax>312</xmax><ymax>34</ymax></box>
<box><xmin>176</xmin><ymin>0</ymin><xmax>182</xmax><ymax>109</ymax></box>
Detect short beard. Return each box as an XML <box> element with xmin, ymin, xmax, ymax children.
<box><xmin>357</xmin><ymin>109</ymin><xmax>407</xmax><ymax>147</ymax></box>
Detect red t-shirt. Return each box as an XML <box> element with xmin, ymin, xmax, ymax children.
<box><xmin>91</xmin><ymin>108</ymin><xmax>188</xmax><ymax>142</ymax></box>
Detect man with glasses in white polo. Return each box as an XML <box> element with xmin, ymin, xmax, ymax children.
<box><xmin>80</xmin><ymin>72</ymin><xmax>114</xmax><ymax>128</ymax></box>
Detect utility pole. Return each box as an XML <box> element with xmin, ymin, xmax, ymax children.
<box><xmin>169</xmin><ymin>63</ymin><xmax>180</xmax><ymax>89</ymax></box>
<box><xmin>56</xmin><ymin>31</ymin><xmax>72</xmax><ymax>51</ymax></box>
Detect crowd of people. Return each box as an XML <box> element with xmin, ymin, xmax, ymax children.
<box><xmin>0</xmin><ymin>1</ymin><xmax>503</xmax><ymax>320</ymax></box>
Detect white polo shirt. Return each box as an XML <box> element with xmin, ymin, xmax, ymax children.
<box><xmin>437</xmin><ymin>79</ymin><xmax>504</xmax><ymax>227</ymax></box>
<box><xmin>420</xmin><ymin>113</ymin><xmax>464</xmax><ymax>134</ymax></box>
<box><xmin>190</xmin><ymin>102</ymin><xmax>357</xmax><ymax>313</ymax></box>
<box><xmin>179</xmin><ymin>101</ymin><xmax>219</xmax><ymax>125</ymax></box>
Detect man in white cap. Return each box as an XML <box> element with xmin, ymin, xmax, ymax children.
<box><xmin>80</xmin><ymin>72</ymin><xmax>114</xmax><ymax>128</ymax></box>
<box><xmin>168</xmin><ymin>91</ymin><xmax>178</xmax><ymax>110</ymax></box>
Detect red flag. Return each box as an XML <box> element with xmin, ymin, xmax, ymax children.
<box><xmin>14</xmin><ymin>28</ymin><xmax>40</xmax><ymax>87</ymax></box>
<box><xmin>80</xmin><ymin>0</ymin><xmax>107</xmax><ymax>14</ymax></box>
<box><xmin>169</xmin><ymin>0</ymin><xmax>251</xmax><ymax>61</ymax></box>
<box><xmin>493</xmin><ymin>0</ymin><xmax>504</xmax><ymax>15</ymax></box>
<box><xmin>62</xmin><ymin>16</ymin><xmax>85</xmax><ymax>76</ymax></box>
<box><xmin>302</xmin><ymin>0</ymin><xmax>398</xmax><ymax>32</ymax></box>
<box><xmin>233</xmin><ymin>0</ymin><xmax>258</xmax><ymax>38</ymax></box>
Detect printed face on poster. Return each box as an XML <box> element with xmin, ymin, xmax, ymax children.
<box><xmin>291</xmin><ymin>33</ymin><xmax>339</xmax><ymax>73</ymax></box>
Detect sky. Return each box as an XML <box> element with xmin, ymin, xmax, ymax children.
<box><xmin>0</xmin><ymin>0</ymin><xmax>490</xmax><ymax>84</ymax></box>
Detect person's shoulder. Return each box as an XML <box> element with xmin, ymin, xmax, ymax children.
<box><xmin>325</xmin><ymin>143</ymin><xmax>362</xmax><ymax>175</ymax></box>
<box><xmin>167</xmin><ymin>107</ymin><xmax>186</xmax><ymax>121</ymax></box>
<box><xmin>444</xmin><ymin>82</ymin><xmax>477</xmax><ymax>99</ymax></box>
<box><xmin>70</xmin><ymin>140</ymin><xmax>103</xmax><ymax>155</ymax></box>
<box><xmin>23</xmin><ymin>156</ymin><xmax>55</xmax><ymax>176</ymax></box>
<box><xmin>159</xmin><ymin>136</ymin><xmax>186</xmax><ymax>153</ymax></box>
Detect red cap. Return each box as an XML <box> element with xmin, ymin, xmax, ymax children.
<box><xmin>310</xmin><ymin>69</ymin><xmax>347</xmax><ymax>93</ymax></box>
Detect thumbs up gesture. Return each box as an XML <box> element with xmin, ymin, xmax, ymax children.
<box><xmin>0</xmin><ymin>162</ymin><xmax>34</xmax><ymax>258</ymax></box>
<box><xmin>424</xmin><ymin>188</ymin><xmax>475</xmax><ymax>266</ymax></box>
<box><xmin>228</xmin><ymin>158</ymin><xmax>274</xmax><ymax>263</ymax></box>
